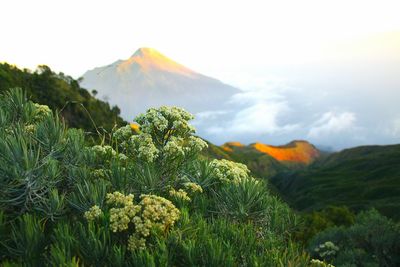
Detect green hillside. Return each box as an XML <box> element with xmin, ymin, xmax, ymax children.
<box><xmin>0</xmin><ymin>63</ymin><xmax>125</xmax><ymax>134</ymax></box>
<box><xmin>271</xmin><ymin>144</ymin><xmax>400</xmax><ymax>220</ymax></box>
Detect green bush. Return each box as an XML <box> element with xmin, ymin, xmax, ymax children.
<box><xmin>309</xmin><ymin>209</ymin><xmax>400</xmax><ymax>266</ymax></box>
<box><xmin>0</xmin><ymin>88</ymin><xmax>311</xmax><ymax>266</ymax></box>
<box><xmin>214</xmin><ymin>178</ymin><xmax>270</xmax><ymax>223</ymax></box>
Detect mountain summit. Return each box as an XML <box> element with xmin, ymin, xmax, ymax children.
<box><xmin>81</xmin><ymin>48</ymin><xmax>240</xmax><ymax>120</ymax></box>
<box><xmin>121</xmin><ymin>48</ymin><xmax>195</xmax><ymax>77</ymax></box>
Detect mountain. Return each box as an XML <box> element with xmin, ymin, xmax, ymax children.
<box><xmin>81</xmin><ymin>48</ymin><xmax>240</xmax><ymax>120</ymax></box>
<box><xmin>271</xmin><ymin>144</ymin><xmax>400</xmax><ymax>220</ymax></box>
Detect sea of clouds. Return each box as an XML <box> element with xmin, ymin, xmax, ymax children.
<box><xmin>193</xmin><ymin>61</ymin><xmax>400</xmax><ymax>151</ymax></box>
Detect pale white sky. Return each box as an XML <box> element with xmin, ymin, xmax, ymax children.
<box><xmin>1</xmin><ymin>0</ymin><xmax>400</xmax><ymax>148</ymax></box>
<box><xmin>1</xmin><ymin>0</ymin><xmax>399</xmax><ymax>79</ymax></box>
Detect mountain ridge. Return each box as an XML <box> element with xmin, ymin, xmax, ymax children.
<box><xmin>220</xmin><ymin>140</ymin><xmax>320</xmax><ymax>164</ymax></box>
<box><xmin>252</xmin><ymin>140</ymin><xmax>320</xmax><ymax>164</ymax></box>
<box><xmin>81</xmin><ymin>48</ymin><xmax>240</xmax><ymax>120</ymax></box>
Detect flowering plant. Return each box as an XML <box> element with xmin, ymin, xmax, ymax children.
<box><xmin>112</xmin><ymin>106</ymin><xmax>207</xmax><ymax>182</ymax></box>
<box><xmin>210</xmin><ymin>159</ymin><xmax>256</xmax><ymax>184</ymax></box>
<box><xmin>86</xmin><ymin>191</ymin><xmax>180</xmax><ymax>251</ymax></box>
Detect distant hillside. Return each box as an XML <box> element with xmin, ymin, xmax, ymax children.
<box><xmin>203</xmin><ymin>140</ymin><xmax>320</xmax><ymax>179</ymax></box>
<box><xmin>271</xmin><ymin>144</ymin><xmax>400</xmax><ymax>220</ymax></box>
<box><xmin>252</xmin><ymin>140</ymin><xmax>320</xmax><ymax>164</ymax></box>
<box><xmin>0</xmin><ymin>63</ymin><xmax>125</xmax><ymax>133</ymax></box>
<box><xmin>82</xmin><ymin>48</ymin><xmax>240</xmax><ymax>120</ymax></box>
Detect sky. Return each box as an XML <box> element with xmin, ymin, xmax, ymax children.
<box><xmin>1</xmin><ymin>0</ymin><xmax>400</xmax><ymax>149</ymax></box>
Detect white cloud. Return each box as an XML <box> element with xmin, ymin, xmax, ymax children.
<box><xmin>195</xmin><ymin>110</ymin><xmax>230</xmax><ymax>120</ymax></box>
<box><xmin>228</xmin><ymin>102</ymin><xmax>298</xmax><ymax>134</ymax></box>
<box><xmin>204</xmin><ymin>86</ymin><xmax>299</xmax><ymax>135</ymax></box>
<box><xmin>386</xmin><ymin>117</ymin><xmax>400</xmax><ymax>137</ymax></box>
<box><xmin>308</xmin><ymin>112</ymin><xmax>357</xmax><ymax>139</ymax></box>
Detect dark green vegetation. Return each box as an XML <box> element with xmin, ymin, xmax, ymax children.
<box><xmin>271</xmin><ymin>144</ymin><xmax>400</xmax><ymax>220</ymax></box>
<box><xmin>0</xmin><ymin>89</ymin><xmax>312</xmax><ymax>266</ymax></box>
<box><xmin>294</xmin><ymin>205</ymin><xmax>356</xmax><ymax>245</ymax></box>
<box><xmin>309</xmin><ymin>209</ymin><xmax>400</xmax><ymax>266</ymax></box>
<box><xmin>0</xmin><ymin>63</ymin><xmax>125</xmax><ymax>134</ymax></box>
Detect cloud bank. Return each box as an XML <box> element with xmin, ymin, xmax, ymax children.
<box><xmin>193</xmin><ymin>63</ymin><xmax>400</xmax><ymax>150</ymax></box>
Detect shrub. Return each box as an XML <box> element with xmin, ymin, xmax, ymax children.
<box><xmin>308</xmin><ymin>209</ymin><xmax>400</xmax><ymax>266</ymax></box>
<box><xmin>113</xmin><ymin>106</ymin><xmax>208</xmax><ymax>181</ymax></box>
<box><xmin>0</xmin><ymin>89</ymin><xmax>310</xmax><ymax>266</ymax></box>
<box><xmin>214</xmin><ymin>177</ymin><xmax>270</xmax><ymax>223</ymax></box>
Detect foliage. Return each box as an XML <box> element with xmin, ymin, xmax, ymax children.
<box><xmin>308</xmin><ymin>209</ymin><xmax>400</xmax><ymax>267</ymax></box>
<box><xmin>214</xmin><ymin>177</ymin><xmax>270</xmax><ymax>223</ymax></box>
<box><xmin>295</xmin><ymin>206</ymin><xmax>356</xmax><ymax>244</ymax></box>
<box><xmin>271</xmin><ymin>144</ymin><xmax>400</xmax><ymax>220</ymax></box>
<box><xmin>0</xmin><ymin>89</ymin><xmax>310</xmax><ymax>266</ymax></box>
<box><xmin>0</xmin><ymin>63</ymin><xmax>125</xmax><ymax>135</ymax></box>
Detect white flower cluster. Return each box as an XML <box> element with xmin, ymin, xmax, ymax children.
<box><xmin>84</xmin><ymin>205</ymin><xmax>103</xmax><ymax>221</ymax></box>
<box><xmin>135</xmin><ymin>106</ymin><xmax>195</xmax><ymax>136</ymax></box>
<box><xmin>103</xmin><ymin>191</ymin><xmax>180</xmax><ymax>252</ymax></box>
<box><xmin>113</xmin><ymin>124</ymin><xmax>134</xmax><ymax>143</ymax></box>
<box><xmin>118</xmin><ymin>153</ymin><xmax>128</xmax><ymax>161</ymax></box>
<box><xmin>23</xmin><ymin>103</ymin><xmax>51</xmax><ymax>131</ymax></box>
<box><xmin>139</xmin><ymin>194</ymin><xmax>180</xmax><ymax>231</ymax></box>
<box><xmin>125</xmin><ymin>106</ymin><xmax>207</xmax><ymax>164</ymax></box>
<box><xmin>169</xmin><ymin>188</ymin><xmax>191</xmax><ymax>202</ymax></box>
<box><xmin>92</xmin><ymin>145</ymin><xmax>117</xmax><ymax>157</ymax></box>
<box><xmin>310</xmin><ymin>259</ymin><xmax>335</xmax><ymax>267</ymax></box>
<box><xmin>162</xmin><ymin>136</ymin><xmax>208</xmax><ymax>160</ymax></box>
<box><xmin>163</xmin><ymin>136</ymin><xmax>185</xmax><ymax>157</ymax></box>
<box><xmin>107</xmin><ymin>192</ymin><xmax>141</xmax><ymax>232</ymax></box>
<box><xmin>92</xmin><ymin>169</ymin><xmax>108</xmax><ymax>179</ymax></box>
<box><xmin>130</xmin><ymin>133</ymin><xmax>159</xmax><ymax>162</ymax></box>
<box><xmin>24</xmin><ymin>124</ymin><xmax>36</xmax><ymax>133</ymax></box>
<box><xmin>128</xmin><ymin>234</ymin><xmax>147</xmax><ymax>251</ymax></box>
<box><xmin>168</xmin><ymin>182</ymin><xmax>203</xmax><ymax>202</ymax></box>
<box><xmin>314</xmin><ymin>241</ymin><xmax>339</xmax><ymax>259</ymax></box>
<box><xmin>33</xmin><ymin>103</ymin><xmax>51</xmax><ymax>122</ymax></box>
<box><xmin>91</xmin><ymin>145</ymin><xmax>127</xmax><ymax>162</ymax></box>
<box><xmin>128</xmin><ymin>194</ymin><xmax>180</xmax><ymax>251</ymax></box>
<box><xmin>184</xmin><ymin>182</ymin><xmax>203</xmax><ymax>193</ymax></box>
<box><xmin>210</xmin><ymin>159</ymin><xmax>254</xmax><ymax>184</ymax></box>
<box><xmin>187</xmin><ymin>136</ymin><xmax>208</xmax><ymax>153</ymax></box>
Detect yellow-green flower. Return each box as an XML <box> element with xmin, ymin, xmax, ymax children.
<box><xmin>169</xmin><ymin>188</ymin><xmax>191</xmax><ymax>201</ymax></box>
<box><xmin>84</xmin><ymin>205</ymin><xmax>103</xmax><ymax>221</ymax></box>
<box><xmin>184</xmin><ymin>182</ymin><xmax>203</xmax><ymax>193</ymax></box>
<box><xmin>210</xmin><ymin>159</ymin><xmax>254</xmax><ymax>184</ymax></box>
<box><xmin>104</xmin><ymin>191</ymin><xmax>180</xmax><ymax>251</ymax></box>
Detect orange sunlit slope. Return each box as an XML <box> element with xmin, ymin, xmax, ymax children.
<box><xmin>118</xmin><ymin>48</ymin><xmax>196</xmax><ymax>77</ymax></box>
<box><xmin>221</xmin><ymin>141</ymin><xmax>245</xmax><ymax>152</ymax></box>
<box><xmin>253</xmin><ymin>140</ymin><xmax>320</xmax><ymax>164</ymax></box>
